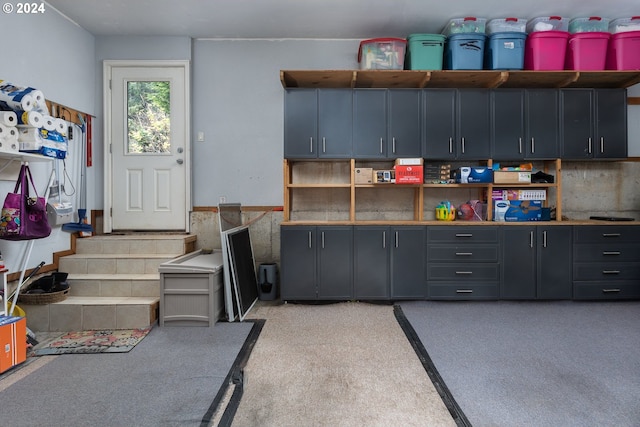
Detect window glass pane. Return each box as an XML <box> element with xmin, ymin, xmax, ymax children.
<box><xmin>127</xmin><ymin>81</ymin><xmax>170</xmax><ymax>154</ymax></box>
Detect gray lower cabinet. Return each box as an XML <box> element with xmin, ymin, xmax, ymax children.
<box><xmin>426</xmin><ymin>226</ymin><xmax>500</xmax><ymax>299</ymax></box>
<box><xmin>280</xmin><ymin>225</ymin><xmax>353</xmax><ymax>300</ymax></box>
<box><xmin>501</xmin><ymin>226</ymin><xmax>573</xmax><ymax>299</ymax></box>
<box><xmin>573</xmin><ymin>226</ymin><xmax>640</xmax><ymax>299</ymax></box>
<box><xmin>354</xmin><ymin>226</ymin><xmax>425</xmax><ymax>300</ymax></box>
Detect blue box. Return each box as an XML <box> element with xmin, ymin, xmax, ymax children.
<box><xmin>456</xmin><ymin>167</ymin><xmax>493</xmax><ymax>183</ymax></box>
<box><xmin>485</xmin><ymin>32</ymin><xmax>527</xmax><ymax>70</ymax></box>
<box><xmin>445</xmin><ymin>34</ymin><xmax>486</xmax><ymax>70</ymax></box>
<box><xmin>502</xmin><ymin>200</ymin><xmax>543</xmax><ymax>222</ymax></box>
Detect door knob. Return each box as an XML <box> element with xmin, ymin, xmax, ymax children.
<box><xmin>176</xmin><ymin>159</ymin><xmax>184</xmax><ymax>165</ymax></box>
<box><xmin>177</xmin><ymin>147</ymin><xmax>184</xmax><ymax>153</ymax></box>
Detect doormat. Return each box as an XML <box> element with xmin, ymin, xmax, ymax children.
<box><xmin>32</xmin><ymin>328</ymin><xmax>152</xmax><ymax>356</ymax></box>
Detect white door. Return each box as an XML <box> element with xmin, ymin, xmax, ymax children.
<box><xmin>104</xmin><ymin>61</ymin><xmax>190</xmax><ymax>232</ymax></box>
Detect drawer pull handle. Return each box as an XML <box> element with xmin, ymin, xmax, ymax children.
<box><xmin>602</xmin><ymin>288</ymin><xmax>621</xmax><ymax>293</ymax></box>
<box><xmin>455</xmin><ymin>271</ymin><xmax>473</xmax><ymax>275</ymax></box>
<box><xmin>602</xmin><ymin>270</ymin><xmax>621</xmax><ymax>275</ymax></box>
<box><xmin>455</xmin><ymin>233</ymin><xmax>473</xmax><ymax>238</ymax></box>
<box><xmin>456</xmin><ymin>289</ymin><xmax>473</xmax><ymax>294</ymax></box>
<box><xmin>602</xmin><ymin>233</ymin><xmax>621</xmax><ymax>238</ymax></box>
<box><xmin>455</xmin><ymin>252</ymin><xmax>473</xmax><ymax>256</ymax></box>
<box><xmin>602</xmin><ymin>251</ymin><xmax>621</xmax><ymax>256</ymax></box>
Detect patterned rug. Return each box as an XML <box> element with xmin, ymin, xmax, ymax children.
<box><xmin>32</xmin><ymin>328</ymin><xmax>152</xmax><ymax>356</ymax></box>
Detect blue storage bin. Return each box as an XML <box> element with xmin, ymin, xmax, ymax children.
<box><xmin>445</xmin><ymin>33</ymin><xmax>486</xmax><ymax>70</ymax></box>
<box><xmin>485</xmin><ymin>32</ymin><xmax>527</xmax><ymax>70</ymax></box>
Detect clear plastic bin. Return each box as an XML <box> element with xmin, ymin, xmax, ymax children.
<box><xmin>526</xmin><ymin>16</ymin><xmax>568</xmax><ymax>33</ymax></box>
<box><xmin>442</xmin><ymin>17</ymin><xmax>487</xmax><ymax>36</ymax></box>
<box><xmin>357</xmin><ymin>38</ymin><xmax>407</xmax><ymax>70</ymax></box>
<box><xmin>569</xmin><ymin>17</ymin><xmax>610</xmax><ymax>33</ymax></box>
<box><xmin>609</xmin><ymin>16</ymin><xmax>640</xmax><ymax>33</ymax></box>
<box><xmin>487</xmin><ymin>18</ymin><xmax>527</xmax><ymax>34</ymax></box>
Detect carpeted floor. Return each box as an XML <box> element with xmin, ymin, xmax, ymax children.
<box><xmin>230</xmin><ymin>301</ymin><xmax>456</xmax><ymax>427</ymax></box>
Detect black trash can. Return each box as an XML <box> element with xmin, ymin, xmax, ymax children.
<box><xmin>258</xmin><ymin>263</ymin><xmax>278</xmax><ymax>301</ymax></box>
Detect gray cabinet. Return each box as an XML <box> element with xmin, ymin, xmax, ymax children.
<box><xmin>284</xmin><ymin>89</ymin><xmax>352</xmax><ymax>159</ymax></box>
<box><xmin>280</xmin><ymin>226</ymin><xmax>353</xmax><ymax>300</ymax></box>
<box><xmin>501</xmin><ymin>226</ymin><xmax>573</xmax><ymax>300</ymax></box>
<box><xmin>354</xmin><ymin>226</ymin><xmax>425</xmax><ymax>300</ymax></box>
<box><xmin>561</xmin><ymin>89</ymin><xmax>627</xmax><ymax>159</ymax></box>
<box><xmin>423</xmin><ymin>89</ymin><xmax>491</xmax><ymax>160</ymax></box>
<box><xmin>524</xmin><ymin>89</ymin><xmax>560</xmax><ymax>159</ymax></box>
<box><xmin>353</xmin><ymin>89</ymin><xmax>422</xmax><ymax>159</ymax></box>
<box><xmin>573</xmin><ymin>226</ymin><xmax>640</xmax><ymax>299</ymax></box>
<box><xmin>491</xmin><ymin>89</ymin><xmax>526</xmax><ymax>160</ymax></box>
<box><xmin>426</xmin><ymin>226</ymin><xmax>500</xmax><ymax>299</ymax></box>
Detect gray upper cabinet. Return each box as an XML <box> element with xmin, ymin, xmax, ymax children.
<box><xmin>561</xmin><ymin>89</ymin><xmax>627</xmax><ymax>160</ymax></box>
<box><xmin>284</xmin><ymin>89</ymin><xmax>352</xmax><ymax>159</ymax></box>
<box><xmin>491</xmin><ymin>89</ymin><xmax>526</xmax><ymax>160</ymax></box>
<box><xmin>424</xmin><ymin>89</ymin><xmax>490</xmax><ymax>160</ymax></box>
<box><xmin>353</xmin><ymin>89</ymin><xmax>421</xmax><ymax>159</ymax></box>
<box><xmin>524</xmin><ymin>89</ymin><xmax>560</xmax><ymax>159</ymax></box>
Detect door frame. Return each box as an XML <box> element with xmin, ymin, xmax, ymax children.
<box><xmin>103</xmin><ymin>60</ymin><xmax>191</xmax><ymax>233</ymax></box>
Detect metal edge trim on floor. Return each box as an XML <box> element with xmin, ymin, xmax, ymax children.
<box><xmin>200</xmin><ymin>319</ymin><xmax>266</xmax><ymax>427</ymax></box>
<box><xmin>393</xmin><ymin>305</ymin><xmax>472</xmax><ymax>427</ymax></box>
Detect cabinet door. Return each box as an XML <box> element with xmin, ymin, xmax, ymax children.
<box><xmin>284</xmin><ymin>89</ymin><xmax>318</xmax><ymax>159</ymax></box>
<box><xmin>501</xmin><ymin>226</ymin><xmax>536</xmax><ymax>299</ymax></box>
<box><xmin>423</xmin><ymin>89</ymin><xmax>456</xmax><ymax>159</ymax></box>
<box><xmin>492</xmin><ymin>89</ymin><xmax>526</xmax><ymax>160</ymax></box>
<box><xmin>388</xmin><ymin>90</ymin><xmax>422</xmax><ymax>158</ymax></box>
<box><xmin>317</xmin><ymin>226</ymin><xmax>353</xmax><ymax>299</ymax></box>
<box><xmin>354</xmin><ymin>226</ymin><xmax>389</xmax><ymax>299</ymax></box>
<box><xmin>391</xmin><ymin>226</ymin><xmax>426</xmax><ymax>299</ymax></box>
<box><xmin>561</xmin><ymin>89</ymin><xmax>594</xmax><ymax>160</ymax></box>
<box><xmin>280</xmin><ymin>226</ymin><xmax>317</xmax><ymax>299</ymax></box>
<box><xmin>595</xmin><ymin>89</ymin><xmax>627</xmax><ymax>159</ymax></box>
<box><xmin>353</xmin><ymin>90</ymin><xmax>387</xmax><ymax>159</ymax></box>
<box><xmin>457</xmin><ymin>89</ymin><xmax>491</xmax><ymax>160</ymax></box>
<box><xmin>525</xmin><ymin>89</ymin><xmax>560</xmax><ymax>159</ymax></box>
<box><xmin>537</xmin><ymin>226</ymin><xmax>573</xmax><ymax>299</ymax></box>
<box><xmin>318</xmin><ymin>89</ymin><xmax>353</xmax><ymax>158</ymax></box>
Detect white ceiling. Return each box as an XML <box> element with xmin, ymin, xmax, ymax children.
<box><xmin>45</xmin><ymin>0</ymin><xmax>640</xmax><ymax>39</ymax></box>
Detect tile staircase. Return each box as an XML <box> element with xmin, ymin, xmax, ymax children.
<box><xmin>21</xmin><ymin>233</ymin><xmax>196</xmax><ymax>332</ymax></box>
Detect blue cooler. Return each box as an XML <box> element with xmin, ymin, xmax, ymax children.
<box><xmin>485</xmin><ymin>32</ymin><xmax>527</xmax><ymax>70</ymax></box>
<box><xmin>445</xmin><ymin>33</ymin><xmax>486</xmax><ymax>70</ymax></box>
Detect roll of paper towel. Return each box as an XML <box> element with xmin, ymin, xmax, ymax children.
<box><xmin>0</xmin><ymin>111</ymin><xmax>17</xmax><ymax>126</ymax></box>
<box><xmin>54</xmin><ymin>118</ymin><xmax>66</xmax><ymax>135</ymax></box>
<box><xmin>30</xmin><ymin>89</ymin><xmax>48</xmax><ymax>114</ymax></box>
<box><xmin>0</xmin><ymin>92</ymin><xmax>33</xmax><ymax>112</ymax></box>
<box><xmin>14</xmin><ymin>110</ymin><xmax>42</xmax><ymax>127</ymax></box>
<box><xmin>0</xmin><ymin>81</ymin><xmax>39</xmax><ymax>112</ymax></box>
<box><xmin>42</xmin><ymin>115</ymin><xmax>56</xmax><ymax>131</ymax></box>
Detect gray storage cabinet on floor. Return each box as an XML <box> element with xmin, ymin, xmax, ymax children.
<box><xmin>159</xmin><ymin>250</ymin><xmax>224</xmax><ymax>326</ymax></box>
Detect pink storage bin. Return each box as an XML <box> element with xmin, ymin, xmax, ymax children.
<box><xmin>606</xmin><ymin>31</ymin><xmax>640</xmax><ymax>70</ymax></box>
<box><xmin>524</xmin><ymin>31</ymin><xmax>569</xmax><ymax>70</ymax></box>
<box><xmin>565</xmin><ymin>32</ymin><xmax>610</xmax><ymax>70</ymax></box>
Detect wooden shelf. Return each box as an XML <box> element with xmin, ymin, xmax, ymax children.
<box><xmin>281</xmin><ymin>70</ymin><xmax>640</xmax><ymax>89</ymax></box>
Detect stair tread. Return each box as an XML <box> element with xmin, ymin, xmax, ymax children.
<box><xmin>67</xmin><ymin>273</ymin><xmax>160</xmax><ymax>280</ymax></box>
<box><xmin>62</xmin><ymin>253</ymin><xmax>181</xmax><ymax>259</ymax></box>
<box><xmin>81</xmin><ymin>234</ymin><xmax>195</xmax><ymax>241</ymax></box>
<box><xmin>55</xmin><ymin>296</ymin><xmax>159</xmax><ymax>305</ymax></box>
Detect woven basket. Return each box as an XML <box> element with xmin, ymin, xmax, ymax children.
<box><xmin>18</xmin><ymin>288</ymin><xmax>69</xmax><ymax>305</ymax></box>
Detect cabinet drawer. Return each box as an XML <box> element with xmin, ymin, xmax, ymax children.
<box><xmin>428</xmin><ymin>226</ymin><xmax>498</xmax><ymax>243</ymax></box>
<box><xmin>573</xmin><ymin>263</ymin><xmax>640</xmax><ymax>281</ymax></box>
<box><xmin>574</xmin><ymin>226</ymin><xmax>640</xmax><ymax>243</ymax></box>
<box><xmin>427</xmin><ymin>245</ymin><xmax>499</xmax><ymax>262</ymax></box>
<box><xmin>573</xmin><ymin>281</ymin><xmax>640</xmax><ymax>300</ymax></box>
<box><xmin>573</xmin><ymin>244</ymin><xmax>640</xmax><ymax>262</ymax></box>
<box><xmin>427</xmin><ymin>264</ymin><xmax>499</xmax><ymax>281</ymax></box>
<box><xmin>428</xmin><ymin>282</ymin><xmax>499</xmax><ymax>299</ymax></box>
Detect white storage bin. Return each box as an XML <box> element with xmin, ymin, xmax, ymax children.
<box><xmin>609</xmin><ymin>16</ymin><xmax>640</xmax><ymax>33</ymax></box>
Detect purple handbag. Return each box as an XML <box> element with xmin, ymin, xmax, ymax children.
<box><xmin>0</xmin><ymin>164</ymin><xmax>51</xmax><ymax>240</ymax></box>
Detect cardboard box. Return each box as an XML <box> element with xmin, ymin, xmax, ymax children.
<box><xmin>395</xmin><ymin>165</ymin><xmax>423</xmax><ymax>184</ymax></box>
<box><xmin>493</xmin><ymin>171</ymin><xmax>532</xmax><ymax>184</ymax></box>
<box><xmin>354</xmin><ymin>167</ymin><xmax>373</xmax><ymax>184</ymax></box>
<box><xmin>492</xmin><ymin>189</ymin><xmax>547</xmax><ymax>201</ymax></box>
<box><xmin>493</xmin><ymin>200</ymin><xmax>543</xmax><ymax>222</ymax></box>
<box><xmin>455</xmin><ymin>167</ymin><xmax>493</xmax><ymax>183</ymax></box>
<box><xmin>394</xmin><ymin>158</ymin><xmax>424</xmax><ymax>166</ymax></box>
<box><xmin>374</xmin><ymin>169</ymin><xmax>395</xmax><ymax>183</ymax></box>
<box><xmin>0</xmin><ymin>316</ymin><xmax>26</xmax><ymax>374</ymax></box>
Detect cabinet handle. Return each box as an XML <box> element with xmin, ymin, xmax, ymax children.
<box><xmin>531</xmin><ymin>137</ymin><xmax>535</xmax><ymax>154</ymax></box>
<box><xmin>602</xmin><ymin>233</ymin><xmax>621</xmax><ymax>238</ymax></box>
<box><xmin>322</xmin><ymin>137</ymin><xmax>326</xmax><ymax>153</ymax></box>
<box><xmin>455</xmin><ymin>252</ymin><xmax>472</xmax><ymax>256</ymax></box>
<box><xmin>395</xmin><ymin>231</ymin><xmax>399</xmax><ymax>248</ymax></box>
<box><xmin>309</xmin><ymin>137</ymin><xmax>313</xmax><ymax>153</ymax></box>
<box><xmin>455</xmin><ymin>233</ymin><xmax>473</xmax><ymax>238</ymax></box>
<box><xmin>602</xmin><ymin>288</ymin><xmax>621</xmax><ymax>293</ymax></box>
<box><xmin>392</xmin><ymin>137</ymin><xmax>396</xmax><ymax>154</ymax></box>
<box><xmin>543</xmin><ymin>230</ymin><xmax>547</xmax><ymax>248</ymax></box>
<box><xmin>308</xmin><ymin>231</ymin><xmax>312</xmax><ymax>249</ymax></box>
<box><xmin>530</xmin><ymin>231</ymin><xmax>534</xmax><ymax>248</ymax></box>
<box><xmin>461</xmin><ymin>137</ymin><xmax>466</xmax><ymax>154</ymax></box>
<box><xmin>455</xmin><ymin>271</ymin><xmax>473</xmax><ymax>275</ymax></box>
<box><xmin>380</xmin><ymin>138</ymin><xmax>384</xmax><ymax>154</ymax></box>
<box><xmin>603</xmin><ymin>251</ymin><xmax>621</xmax><ymax>256</ymax></box>
<box><xmin>518</xmin><ymin>137</ymin><xmax>522</xmax><ymax>154</ymax></box>
<box><xmin>588</xmin><ymin>137</ymin><xmax>592</xmax><ymax>154</ymax></box>
<box><xmin>602</xmin><ymin>270</ymin><xmax>621</xmax><ymax>275</ymax></box>
<box><xmin>321</xmin><ymin>231</ymin><xmax>325</xmax><ymax>249</ymax></box>
<box><xmin>382</xmin><ymin>231</ymin><xmax>386</xmax><ymax>249</ymax></box>
<box><xmin>456</xmin><ymin>289</ymin><xmax>473</xmax><ymax>294</ymax></box>
<box><xmin>449</xmin><ymin>137</ymin><xmax>453</xmax><ymax>154</ymax></box>
<box><xmin>600</xmin><ymin>137</ymin><xmax>604</xmax><ymax>153</ymax></box>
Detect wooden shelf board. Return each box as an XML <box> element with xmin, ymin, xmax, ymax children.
<box><xmin>354</xmin><ymin>70</ymin><xmax>430</xmax><ymax>88</ymax></box>
<box><xmin>280</xmin><ymin>70</ymin><xmax>355</xmax><ymax>88</ymax></box>
<box><xmin>288</xmin><ymin>183</ymin><xmax>351</xmax><ymax>188</ymax></box>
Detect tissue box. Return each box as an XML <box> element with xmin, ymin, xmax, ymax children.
<box><xmin>456</xmin><ymin>167</ymin><xmax>493</xmax><ymax>183</ymax></box>
<box><xmin>0</xmin><ymin>316</ymin><xmax>26</xmax><ymax>374</ymax></box>
<box><xmin>494</xmin><ymin>200</ymin><xmax>543</xmax><ymax>222</ymax></box>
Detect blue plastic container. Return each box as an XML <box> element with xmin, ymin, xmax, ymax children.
<box><xmin>485</xmin><ymin>32</ymin><xmax>527</xmax><ymax>70</ymax></box>
<box><xmin>445</xmin><ymin>33</ymin><xmax>486</xmax><ymax>70</ymax></box>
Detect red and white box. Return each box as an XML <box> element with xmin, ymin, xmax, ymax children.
<box><xmin>394</xmin><ymin>158</ymin><xmax>424</xmax><ymax>184</ymax></box>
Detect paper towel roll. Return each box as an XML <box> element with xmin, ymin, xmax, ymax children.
<box><xmin>42</xmin><ymin>115</ymin><xmax>56</xmax><ymax>131</ymax></box>
<box><xmin>0</xmin><ymin>93</ymin><xmax>33</xmax><ymax>112</ymax></box>
<box><xmin>14</xmin><ymin>110</ymin><xmax>42</xmax><ymax>127</ymax></box>
<box><xmin>17</xmin><ymin>125</ymin><xmax>43</xmax><ymax>148</ymax></box>
<box><xmin>0</xmin><ymin>82</ymin><xmax>38</xmax><ymax>112</ymax></box>
<box><xmin>0</xmin><ymin>111</ymin><xmax>16</xmax><ymax>126</ymax></box>
<box><xmin>54</xmin><ymin>118</ymin><xmax>67</xmax><ymax>135</ymax></box>
<box><xmin>31</xmin><ymin>90</ymin><xmax>48</xmax><ymax>114</ymax></box>
<box><xmin>0</xmin><ymin>136</ymin><xmax>19</xmax><ymax>153</ymax></box>
<box><xmin>0</xmin><ymin>123</ymin><xmax>7</xmax><ymax>138</ymax></box>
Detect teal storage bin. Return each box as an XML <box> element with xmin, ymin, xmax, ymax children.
<box><xmin>406</xmin><ymin>34</ymin><xmax>445</xmax><ymax>70</ymax></box>
<box><xmin>445</xmin><ymin>33</ymin><xmax>486</xmax><ymax>70</ymax></box>
<box><xmin>485</xmin><ymin>32</ymin><xmax>527</xmax><ymax>70</ymax></box>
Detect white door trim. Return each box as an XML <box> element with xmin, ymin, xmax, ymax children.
<box><xmin>103</xmin><ymin>59</ymin><xmax>191</xmax><ymax>233</ymax></box>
